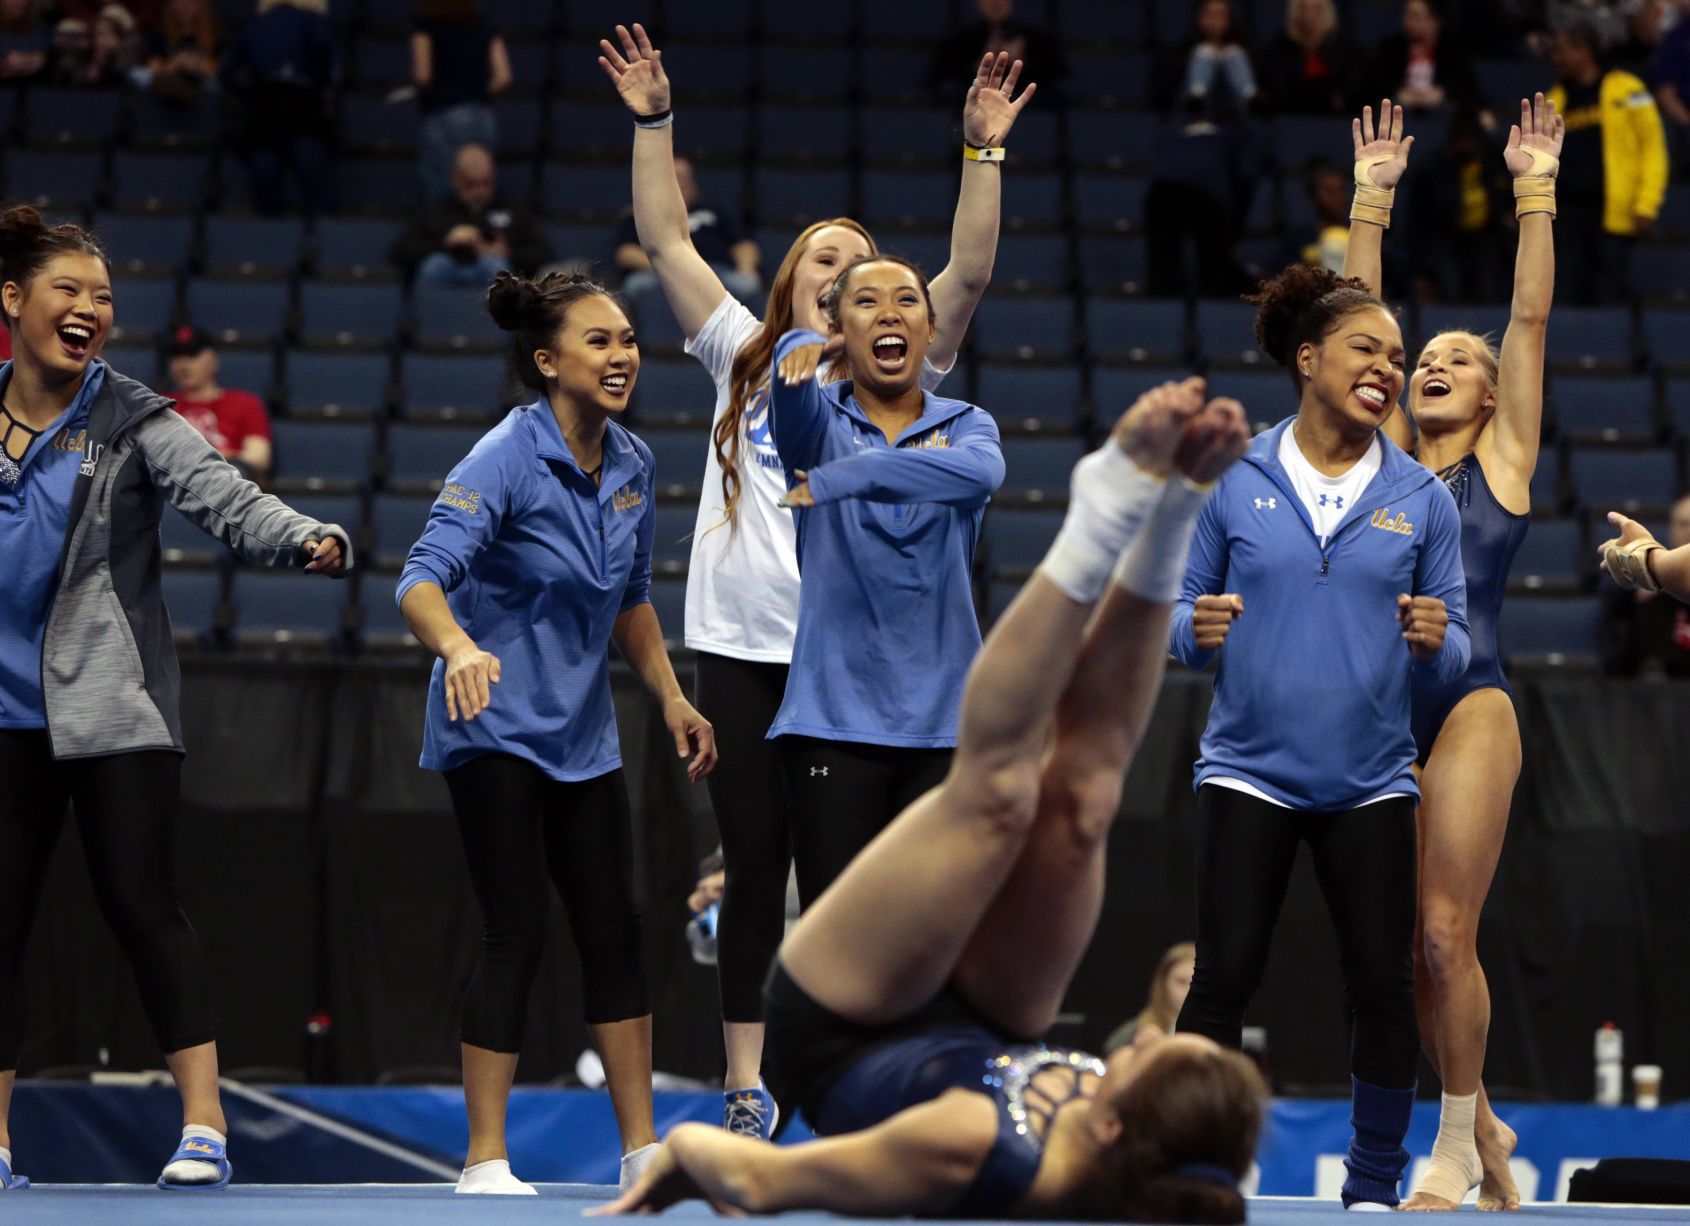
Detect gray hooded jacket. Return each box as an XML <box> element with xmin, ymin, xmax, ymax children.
<box><xmin>41</xmin><ymin>363</ymin><xmax>353</xmax><ymax>759</ymax></box>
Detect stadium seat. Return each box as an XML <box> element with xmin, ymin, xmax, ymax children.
<box><xmin>231</xmin><ymin>569</ymin><xmax>349</xmax><ymax>649</ymax></box>
<box><xmin>161</xmin><ymin>566</ymin><xmax>225</xmax><ymax>647</ymax></box>
<box><xmin>973</xmin><ymin>297</ymin><xmax>1076</xmax><ymax>360</ymax></box>
<box><xmin>1416</xmin><ymin>304</ymin><xmax>1511</xmax><ymax>349</ymax></box>
<box><xmin>1628</xmin><ymin>243</ymin><xmax>1690</xmax><ymax>306</ymax></box>
<box><xmin>22</xmin><ymin>87</ymin><xmax>121</xmax><ymax>148</ymax></box>
<box><xmin>1509</xmin><ymin>519</ymin><xmax>1585</xmax><ymax>594</ymax></box>
<box><xmin>1547</xmin><ymin>306</ymin><xmax>1635</xmax><ymax>371</ymax></box>
<box><xmin>1668</xmin><ymin>376</ymin><xmax>1690</xmax><ymax>438</ymax></box>
<box><xmin>756</xmin><ymin>103</ymin><xmax>853</xmax><ymax>163</ymax></box>
<box><xmin>129</xmin><ymin>92</ymin><xmax>221</xmax><ymax>151</ymax></box>
<box><xmin>1002</xmin><ymin>173</ymin><xmax>1064</xmax><ymax>229</ymax></box>
<box><xmin>757</xmin><ymin>46</ymin><xmax>854</xmax><ymax>102</ymax></box>
<box><xmin>860</xmin><ymin>106</ymin><xmax>956</xmax><ymax>167</ymax></box>
<box><xmin>94</xmin><ymin>213</ymin><xmax>193</xmax><ymax>277</ymax></box>
<box><xmin>491</xmin><ymin>97</ymin><xmax>544</xmax><ymax>158</ymax></box>
<box><xmin>862</xmin><ymin>169</ymin><xmax>959</xmax><ymax>229</ymax></box>
<box><xmin>646</xmin><ymin>577</ymin><xmax>688</xmax><ymax>645</ymax></box>
<box><xmin>753</xmin><ymin>168</ymin><xmax>851</xmax><ymax>228</ymax></box>
<box><xmin>860</xmin><ymin>46</ymin><xmax>935</xmax><ymax>103</ymax></box>
<box><xmin>625</xmin><ymin>284</ymin><xmax>689</xmax><ymax>351</ymax></box>
<box><xmin>185</xmin><ymin>280</ymin><xmax>290</xmax><ymax>346</ymax></box>
<box><xmin>549</xmin><ymin>100</ymin><xmax>645</xmax><ymax>162</ymax></box>
<box><xmin>411</xmin><ymin>287</ymin><xmax>504</xmax><ymax>351</ymax></box>
<box><xmin>269</xmin><ymin>419</ymin><xmax>378</xmax><ymax>494</ymax></box>
<box><xmin>1086</xmin><ymin>298</ymin><xmax>1189</xmax><ymax>365</ymax></box>
<box><xmin>1195</xmin><ymin>300</ymin><xmax>1271</xmax><ymax>369</ymax></box>
<box><xmin>109</xmin><ymin>152</ymin><xmax>208</xmax><ymax>212</ymax></box>
<box><xmin>333</xmin><ymin>156</ymin><xmax>425</xmax><ymax>215</ymax></box>
<box><xmin>312</xmin><ymin>218</ymin><xmax>405</xmax><ymax>281</ymax></box>
<box><xmin>386</xmin><ymin>423</ymin><xmax>492</xmax><ymax>493</ymax></box>
<box><xmin>4</xmin><ymin>150</ymin><xmax>104</xmax><ymax>209</ymax></box>
<box><xmin>1073</xmin><ymin>174</ymin><xmax>1150</xmax><ymax>232</ymax></box>
<box><xmin>1205</xmin><ymin>370</ymin><xmax>1292</xmax><ymax>424</ymax></box>
<box><xmin>634</xmin><ymin>358</ymin><xmax>719</xmax><ymax>420</ymax></box>
<box><xmin>1498</xmin><ymin>595</ymin><xmax>1602</xmax><ymax>667</ymax></box>
<box><xmin>1641</xmin><ymin>308</ymin><xmax>1690</xmax><ymax>373</ymax></box>
<box><xmin>286</xmin><ymin>494</ymin><xmax>365</xmax><ymax>548</ymax></box>
<box><xmin>202</xmin><ymin>215</ymin><xmax>307</xmax><ymax>278</ymax></box>
<box><xmin>760</xmin><ymin>0</ymin><xmax>851</xmax><ymax>38</ymax></box>
<box><xmin>1550</xmin><ymin>374</ymin><xmax>1658</xmax><ymax>443</ymax></box>
<box><xmin>1091</xmin><ymin>365</ymin><xmax>1199</xmax><ymax>417</ymax></box>
<box><xmin>999</xmin><ymin>437</ymin><xmax>1084</xmax><ymax>496</ymax></box>
<box><xmin>974</xmin><ymin>364</ymin><xmax>1084</xmax><ymax>425</ymax></box>
<box><xmin>339</xmin><ymin>95</ymin><xmax>421</xmax><ymax>156</ymax></box>
<box><xmin>541</xmin><ymin>162</ymin><xmax>632</xmax><ymax>221</ymax></box>
<box><xmin>985</xmin><ymin>506</ymin><xmax>1063</xmax><ymax>577</ymax></box>
<box><xmin>1078</xmin><ymin>235</ymin><xmax>1148</xmax><ymax>295</ymax></box>
<box><xmin>1066</xmin><ymin>51</ymin><xmax>1151</xmax><ymax>108</ymax></box>
<box><xmin>544</xmin><ymin>222</ymin><xmax>615</xmax><ymax>275</ymax></box>
<box><xmin>1530</xmin><ymin>443</ymin><xmax>1564</xmax><ymax>514</ymax></box>
<box><xmin>106</xmin><ymin>278</ymin><xmax>179</xmax><ymax>344</ymax></box>
<box><xmin>665</xmin><ymin>48</ymin><xmax>757</xmax><ymax>105</ymax></box>
<box><xmin>666</xmin><ymin>103</ymin><xmax>751</xmax><ymax>164</ymax></box>
<box><xmin>1476</xmin><ymin>59</ymin><xmax>1554</xmax><ymax>109</ymax></box>
<box><xmin>351</xmin><ymin>36</ymin><xmax>414</xmax><ymax>89</ymax></box>
<box><xmin>1567</xmin><ymin>446</ymin><xmax>1680</xmax><ymax>514</ymax></box>
<box><xmin>359</xmin><ymin>581</ymin><xmax>421</xmax><ymax>648</ymax></box>
<box><xmin>212</xmin><ymin>349</ymin><xmax>277</xmax><ymax>401</ymax></box>
<box><xmin>101</xmin><ymin>342</ymin><xmax>160</xmax><ymax>386</ymax></box>
<box><xmin>652</xmin><ymin>502</ymin><xmax>697</xmax><ymax>570</ymax></box>
<box><xmin>1271</xmin><ymin>116</ymin><xmax>1351</xmax><ymax>173</ymax></box>
<box><xmin>159</xmin><ymin>503</ymin><xmax>223</xmax><ymax>567</ymax></box>
<box><xmin>370</xmin><ymin>492</ymin><xmax>437</xmax><ymax>570</ymax></box>
<box><xmin>284</xmin><ymin>351</ymin><xmax>392</xmax><ymax>417</ymax></box>
<box><xmin>296</xmin><ymin>282</ymin><xmax>404</xmax><ymax>349</ymax></box>
<box><xmin>1067</xmin><ymin>110</ymin><xmax>1159</xmax><ymax>171</ymax></box>
<box><xmin>992</xmin><ymin>234</ymin><xmax>1069</xmax><ymax>293</ymax></box>
<box><xmin>639</xmin><ymin>429</ymin><xmax>712</xmax><ymax>495</ymax></box>
<box><xmin>398</xmin><ymin>353</ymin><xmax>512</xmax><ymax>420</ymax></box>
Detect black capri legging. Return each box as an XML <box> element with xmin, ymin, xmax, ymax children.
<box><xmin>0</xmin><ymin>729</ymin><xmax>217</xmax><ymax>1068</ymax></box>
<box><xmin>443</xmin><ymin>755</ymin><xmax>648</xmax><ymax>1051</ymax></box>
<box><xmin>694</xmin><ymin>652</ymin><xmax>792</xmax><ymax>1024</ymax></box>
<box><xmin>1176</xmin><ymin>784</ymin><xmax>1420</xmax><ymax>1090</ymax></box>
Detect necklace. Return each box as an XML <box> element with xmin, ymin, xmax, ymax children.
<box><xmin>0</xmin><ymin>402</ymin><xmax>45</xmax><ymax>489</ymax></box>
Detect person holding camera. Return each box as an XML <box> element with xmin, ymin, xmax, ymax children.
<box><xmin>390</xmin><ymin>143</ymin><xmax>553</xmax><ymax>289</ymax></box>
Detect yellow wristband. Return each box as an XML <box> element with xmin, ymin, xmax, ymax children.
<box><xmin>1514</xmin><ymin>175</ymin><xmax>1557</xmax><ymax>219</ymax></box>
<box><xmin>963</xmin><ymin>145</ymin><xmax>1005</xmax><ymax>162</ymax></box>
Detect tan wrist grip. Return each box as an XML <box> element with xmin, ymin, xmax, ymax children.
<box><xmin>1351</xmin><ymin>155</ymin><xmax>1396</xmax><ymax>228</ymax></box>
<box><xmin>1514</xmin><ymin>175</ymin><xmax>1556</xmax><ymax>219</ymax></box>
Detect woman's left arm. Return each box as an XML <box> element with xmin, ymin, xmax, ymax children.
<box><xmin>1486</xmin><ymin>94</ymin><xmax>1564</xmax><ymax>486</ymax></box>
<box><xmin>136</xmin><ymin>409</ymin><xmax>351</xmax><ymax>574</ymax></box>
<box><xmin>927</xmin><ymin>52</ymin><xmax>1036</xmax><ymax>373</ymax></box>
<box><xmin>790</xmin><ymin>412</ymin><xmax>1004</xmax><ymax>509</ymax></box>
<box><xmin>1406</xmin><ymin>487</ymin><xmax>1470</xmax><ymax>684</ymax></box>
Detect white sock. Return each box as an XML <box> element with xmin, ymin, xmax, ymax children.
<box><xmin>1411</xmin><ymin>1091</ymin><xmax>1481</xmax><ymax>1205</ymax></box>
<box><xmin>160</xmin><ymin>1124</ymin><xmax>227</xmax><ymax>1185</ymax></box>
<box><xmin>1111</xmin><ymin>475</ymin><xmax>1212</xmax><ymax>602</ymax></box>
<box><xmin>1039</xmin><ymin>445</ymin><xmax>1166</xmax><ymax>603</ymax></box>
<box><xmin>1</xmin><ymin>1145</ymin><xmax>11</xmax><ymax>1171</ymax></box>
<box><xmin>455</xmin><ymin>1158</ymin><xmax>537</xmax><ymax>1195</ymax></box>
<box><xmin>620</xmin><ymin>1141</ymin><xmax>662</xmax><ymax>1191</ymax></box>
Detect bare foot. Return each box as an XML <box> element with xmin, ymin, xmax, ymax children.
<box><xmin>1475</xmin><ymin>1119</ymin><xmax>1521</xmax><ymax>1211</ymax></box>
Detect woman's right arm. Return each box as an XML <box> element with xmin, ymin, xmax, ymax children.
<box><xmin>1169</xmin><ymin>496</ymin><xmax>1237</xmax><ymax>668</ymax></box>
<box><xmin>599</xmin><ymin>23</ymin><xmax>728</xmax><ymax>340</ymax></box>
<box><xmin>1342</xmin><ymin>98</ymin><xmax>1415</xmax><ymax>451</ymax></box>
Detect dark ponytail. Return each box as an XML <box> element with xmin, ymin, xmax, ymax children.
<box><xmin>0</xmin><ymin>204</ymin><xmax>109</xmax><ymax>322</ymax></box>
<box><xmin>1245</xmin><ymin>264</ymin><xmax>1387</xmax><ymax>397</ymax></box>
<box><xmin>486</xmin><ymin>269</ymin><xmax>621</xmax><ymax>392</ymax></box>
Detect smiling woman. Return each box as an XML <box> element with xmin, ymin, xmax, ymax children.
<box><xmin>0</xmin><ymin>202</ymin><xmax>353</xmax><ymax>1195</ymax></box>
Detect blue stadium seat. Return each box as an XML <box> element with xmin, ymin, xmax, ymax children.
<box><xmin>1066</xmin><ymin>51</ymin><xmax>1152</xmax><ymax>108</ymax></box>
<box><xmin>646</xmin><ymin>577</ymin><xmax>687</xmax><ymax>644</ymax></box>
<box><xmin>231</xmin><ymin>569</ymin><xmax>349</xmax><ymax>648</ymax></box>
<box><xmin>625</xmin><ymin>284</ymin><xmax>688</xmax><ymax>350</ymax></box>
<box><xmin>398</xmin><ymin>353</ymin><xmax>511</xmax><ymax>420</ymax></box>
<box><xmin>986</xmin><ymin>506</ymin><xmax>1063</xmax><ymax>576</ymax></box>
<box><xmin>1078</xmin><ymin>235</ymin><xmax>1147</xmax><ymax>295</ymax></box>
<box><xmin>860</xmin><ymin>46</ymin><xmax>933</xmax><ymax>103</ymax></box>
<box><xmin>634</xmin><ymin>358</ymin><xmax>719</xmax><ymax>419</ymax></box>
<box><xmin>202</xmin><ymin>215</ymin><xmax>307</xmax><ymax>277</ymax></box>
<box><xmin>296</xmin><ymin>282</ymin><xmax>404</xmax><ymax>348</ymax></box>
<box><xmin>1629</xmin><ymin>244</ymin><xmax>1690</xmax><ymax>305</ymax></box>
<box><xmin>1547</xmin><ymin>306</ymin><xmax>1635</xmax><ymax>370</ymax></box>
<box><xmin>386</xmin><ymin>423</ymin><xmax>491</xmax><ymax>492</ymax></box>
<box><xmin>1550</xmin><ymin>374</ymin><xmax>1657</xmax><ymax>442</ymax></box>
<box><xmin>651</xmin><ymin>502</ymin><xmax>696</xmax><ymax>570</ymax></box>
<box><xmin>351</xmin><ymin>36</ymin><xmax>414</xmax><ymax>89</ymax></box>
<box><xmin>107</xmin><ymin>277</ymin><xmax>178</xmax><ymax>344</ymax></box>
<box><xmin>1073</xmin><ymin>174</ymin><xmax>1149</xmax><ymax>232</ymax></box>
<box><xmin>94</xmin><ymin>213</ymin><xmax>193</xmax><ymax>276</ymax></box>
<box><xmin>861</xmin><ymin>168</ymin><xmax>958</xmax><ymax>229</ymax></box>
<box><xmin>1567</xmin><ymin>446</ymin><xmax>1680</xmax><ymax>513</ymax></box>
<box><xmin>860</xmin><ymin>106</ymin><xmax>956</xmax><ymax>167</ymax></box>
<box><xmin>1007</xmin><ymin>113</ymin><xmax>1061</xmax><ymax>170</ymax></box>
<box><xmin>161</xmin><ymin>566</ymin><xmax>225</xmax><ymax>646</ymax></box>
<box><xmin>974</xmin><ymin>365</ymin><xmax>1084</xmax><ymax>424</ymax></box>
<box><xmin>639</xmin><ymin>429</ymin><xmax>712</xmax><ymax>494</ymax></box>
<box><xmin>1064</xmin><ymin>0</ymin><xmax>1145</xmax><ymax>39</ymax></box>
<box><xmin>412</xmin><ymin>287</ymin><xmax>504</xmax><ymax>351</ymax></box>
<box><xmin>1067</xmin><ymin>110</ymin><xmax>1159</xmax><ymax>170</ymax></box>
<box><xmin>1498</xmin><ymin>596</ymin><xmax>1602</xmax><ymax>666</ymax></box>
<box><xmin>753</xmin><ymin>168</ymin><xmax>851</xmax><ymax>227</ymax></box>
<box><xmin>339</xmin><ymin>95</ymin><xmax>421</xmax><ymax>155</ymax></box>
<box><xmin>109</xmin><ymin>152</ymin><xmax>207</xmax><ymax>212</ymax></box>
<box><xmin>312</xmin><ymin>217</ymin><xmax>405</xmax><ymax>280</ymax></box>
<box><xmin>549</xmin><ymin>100</ymin><xmax>643</xmax><ymax>161</ymax></box>
<box><xmin>101</xmin><ymin>342</ymin><xmax>160</xmax><ymax>385</ymax></box>
<box><xmin>185</xmin><ymin>280</ymin><xmax>290</xmax><ymax>345</ymax></box>
<box><xmin>370</xmin><ymin>493</ymin><xmax>436</xmax><ymax>570</ymax></box>
<box><xmin>285</xmin><ymin>494</ymin><xmax>364</xmax><ymax>547</ymax></box>
<box><xmin>1642</xmin><ymin>308</ymin><xmax>1690</xmax><ymax>372</ymax></box>
<box><xmin>159</xmin><ymin>504</ymin><xmax>222</xmax><ymax>566</ymax></box>
<box><xmin>995</xmin><ymin>234</ymin><xmax>1069</xmax><ymax>293</ymax></box>
<box><xmin>1476</xmin><ymin>59</ymin><xmax>1555</xmax><ymax>111</ymax></box>
<box><xmin>333</xmin><ymin>157</ymin><xmax>425</xmax><ymax>215</ymax></box>
<box><xmin>756</xmin><ymin>103</ymin><xmax>852</xmax><ymax>162</ymax></box>
<box><xmin>1002</xmin><ymin>173</ymin><xmax>1063</xmax><ymax>228</ymax></box>
<box><xmin>284</xmin><ymin>351</ymin><xmax>392</xmax><ymax>417</ymax></box>
<box><xmin>1085</xmin><ymin>298</ymin><xmax>1189</xmax><ymax>364</ymax></box>
<box><xmin>129</xmin><ymin>92</ymin><xmax>221</xmax><ymax>151</ymax></box>
<box><xmin>4</xmin><ymin>150</ymin><xmax>104</xmax><ymax>209</ymax></box>
<box><xmin>668</xmin><ymin>104</ymin><xmax>751</xmax><ymax>164</ymax></box>
<box><xmin>1205</xmin><ymin>370</ymin><xmax>1293</xmax><ymax>423</ymax></box>
<box><xmin>999</xmin><ymin>437</ymin><xmax>1084</xmax><ymax>495</ymax></box>
<box><xmin>1195</xmin><ymin>300</ymin><xmax>1271</xmax><ymax>368</ymax></box>
<box><xmin>541</xmin><ymin>162</ymin><xmax>630</xmax><ymax>220</ymax></box>
<box><xmin>1531</xmin><ymin>443</ymin><xmax>1564</xmax><ymax>513</ymax></box>
<box><xmin>882</xmin><ymin>232</ymin><xmax>954</xmax><ymax>279</ymax></box>
<box><xmin>972</xmin><ymin>297</ymin><xmax>1076</xmax><ymax>359</ymax></box>
<box><xmin>757</xmin><ymin>45</ymin><xmax>854</xmax><ymax>101</ymax></box>
<box><xmin>1272</xmin><ymin>116</ymin><xmax>1351</xmax><ymax>172</ymax></box>
<box><xmin>544</xmin><ymin>222</ymin><xmax>614</xmax><ymax>273</ymax></box>
<box><xmin>1509</xmin><ymin>519</ymin><xmax>1584</xmax><ymax>593</ymax></box>
<box><xmin>1668</xmin><ymin>376</ymin><xmax>1690</xmax><ymax>437</ymax></box>
<box><xmin>760</xmin><ymin>0</ymin><xmax>851</xmax><ymax>38</ymax></box>
<box><xmin>211</xmin><ymin>349</ymin><xmax>277</xmax><ymax>400</ymax></box>
<box><xmin>1416</xmin><ymin>304</ymin><xmax>1511</xmax><ymax>349</ymax></box>
<box><xmin>491</xmin><ymin>98</ymin><xmax>544</xmax><ymax>157</ymax></box>
<box><xmin>1091</xmin><ymin>365</ymin><xmax>1198</xmax><ymax>417</ymax></box>
<box><xmin>269</xmin><ymin>418</ymin><xmax>377</xmax><ymax>493</ymax></box>
<box><xmin>359</xmin><ymin>581</ymin><xmax>420</xmax><ymax>644</ymax></box>
<box><xmin>22</xmin><ymin>88</ymin><xmax>121</xmax><ymax>148</ymax></box>
<box><xmin>667</xmin><ymin>0</ymin><xmax>749</xmax><ymax>36</ymax></box>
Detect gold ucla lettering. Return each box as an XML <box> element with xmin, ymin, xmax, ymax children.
<box><xmin>914</xmin><ymin>433</ymin><xmax>950</xmax><ymax>450</ymax></box>
<box><xmin>613</xmin><ymin>486</ymin><xmax>645</xmax><ymax>512</ymax></box>
<box><xmin>1370</xmin><ymin>508</ymin><xmax>1414</xmax><ymax>536</ymax></box>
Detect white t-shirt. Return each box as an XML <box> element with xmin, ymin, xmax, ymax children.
<box><xmin>1208</xmin><ymin>428</ymin><xmax>1406</xmax><ymax>810</ymax></box>
<box><xmin>680</xmin><ymin>294</ymin><xmax>951</xmax><ymax>663</ymax></box>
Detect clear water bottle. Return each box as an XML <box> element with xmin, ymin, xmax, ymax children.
<box><xmin>1595</xmin><ymin>1022</ymin><xmax>1624</xmax><ymax>1106</ymax></box>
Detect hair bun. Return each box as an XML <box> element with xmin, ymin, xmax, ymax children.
<box><xmin>0</xmin><ymin>204</ymin><xmax>48</xmax><ymax>262</ymax></box>
<box><xmin>1246</xmin><ymin>264</ymin><xmax>1363</xmax><ymax>366</ymax></box>
<box><xmin>486</xmin><ymin>270</ymin><xmax>540</xmax><ymax>333</ymax></box>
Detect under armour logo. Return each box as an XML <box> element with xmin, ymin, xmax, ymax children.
<box><xmin>810</xmin><ymin>766</ymin><xmax>829</xmax><ymax>777</ymax></box>
<box><xmin>1253</xmin><ymin>497</ymin><xmax>1277</xmax><ymax>510</ymax></box>
<box><xmin>1318</xmin><ymin>494</ymin><xmax>1344</xmax><ymax>509</ymax></box>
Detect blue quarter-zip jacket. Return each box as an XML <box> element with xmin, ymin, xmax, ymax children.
<box><xmin>398</xmin><ymin>402</ymin><xmax>655</xmax><ymax>781</ymax></box>
<box><xmin>1170</xmin><ymin>418</ymin><xmax>1471</xmax><ymax>810</ymax></box>
<box><xmin>767</xmin><ymin>329</ymin><xmax>1004</xmax><ymax>747</ymax></box>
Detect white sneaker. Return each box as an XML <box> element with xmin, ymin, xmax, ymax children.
<box><xmin>455</xmin><ymin>1158</ymin><xmax>537</xmax><ymax>1195</ymax></box>
<box><xmin>620</xmin><ymin>1142</ymin><xmax>662</xmax><ymax>1191</ymax></box>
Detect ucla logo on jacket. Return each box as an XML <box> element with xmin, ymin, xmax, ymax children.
<box><xmin>54</xmin><ymin>426</ymin><xmax>104</xmax><ymax>476</ymax></box>
<box><xmin>613</xmin><ymin>485</ymin><xmax>644</xmax><ymax>512</ymax></box>
<box><xmin>1370</xmin><ymin>507</ymin><xmax>1413</xmax><ymax>536</ymax></box>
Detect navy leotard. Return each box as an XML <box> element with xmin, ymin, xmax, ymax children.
<box><xmin>1409</xmin><ymin>453</ymin><xmax>1529</xmax><ymax>763</ymax></box>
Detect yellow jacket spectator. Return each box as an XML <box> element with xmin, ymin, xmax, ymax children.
<box><xmin>1550</xmin><ymin>38</ymin><xmax>1669</xmax><ymax>237</ymax></box>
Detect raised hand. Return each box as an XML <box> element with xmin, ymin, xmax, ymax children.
<box><xmin>1504</xmin><ymin>92</ymin><xmax>1564</xmax><ymax>178</ymax></box>
<box><xmin>962</xmin><ymin>51</ymin><xmax>1037</xmax><ymax>149</ymax></box>
<box><xmin>776</xmin><ymin>334</ymin><xmax>845</xmax><ymax>387</ymax></box>
<box><xmin>1174</xmin><ymin>397</ymin><xmax>1251</xmax><ymax>486</ymax></box>
<box><xmin>598</xmin><ymin>22</ymin><xmax>669</xmax><ymax>116</ymax></box>
<box><xmin>1352</xmin><ymin>97</ymin><xmax>1415</xmax><ymax>191</ymax></box>
<box><xmin>1597</xmin><ymin>511</ymin><xmax>1663</xmax><ymax>592</ymax></box>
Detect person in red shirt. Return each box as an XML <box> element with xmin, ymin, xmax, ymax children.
<box><xmin>167</xmin><ymin>326</ymin><xmax>271</xmax><ymax>481</ymax></box>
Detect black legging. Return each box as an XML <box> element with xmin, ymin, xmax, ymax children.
<box><xmin>0</xmin><ymin>730</ymin><xmax>216</xmax><ymax>1068</ymax></box>
<box><xmin>443</xmin><ymin>755</ymin><xmax>647</xmax><ymax>1052</ymax></box>
<box><xmin>782</xmin><ymin>736</ymin><xmax>953</xmax><ymax>912</ymax></box>
<box><xmin>694</xmin><ymin>652</ymin><xmax>792</xmax><ymax>1024</ymax></box>
<box><xmin>1176</xmin><ymin>784</ymin><xmax>1420</xmax><ymax>1090</ymax></box>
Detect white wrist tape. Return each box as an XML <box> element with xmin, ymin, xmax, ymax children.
<box><xmin>1040</xmin><ymin>446</ymin><xmax>1165</xmax><ymax>604</ymax></box>
<box><xmin>1111</xmin><ymin>475</ymin><xmax>1211</xmax><ymax>602</ymax></box>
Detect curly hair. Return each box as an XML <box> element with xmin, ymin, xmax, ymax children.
<box><xmin>1244</xmin><ymin>264</ymin><xmax>1389</xmax><ymax>398</ymax></box>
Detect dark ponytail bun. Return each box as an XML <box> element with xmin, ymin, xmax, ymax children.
<box><xmin>485</xmin><ymin>269</ymin><xmax>621</xmax><ymax>392</ymax></box>
<box><xmin>0</xmin><ymin>202</ymin><xmax>107</xmax><ymax>296</ymax></box>
<box><xmin>1244</xmin><ymin>264</ymin><xmax>1388</xmax><ymax>393</ymax></box>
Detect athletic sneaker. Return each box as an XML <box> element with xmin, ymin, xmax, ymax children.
<box><xmin>722</xmin><ymin>1082</ymin><xmax>779</xmax><ymax>1141</ymax></box>
<box><xmin>156</xmin><ymin>1134</ymin><xmax>232</xmax><ymax>1190</ymax></box>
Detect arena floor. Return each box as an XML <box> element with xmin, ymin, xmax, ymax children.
<box><xmin>5</xmin><ymin>1184</ymin><xmax>1690</xmax><ymax>1224</ymax></box>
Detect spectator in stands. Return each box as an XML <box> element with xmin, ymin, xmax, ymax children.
<box><xmin>1292</xmin><ymin>158</ymin><xmax>1352</xmax><ymax>272</ymax></box>
<box><xmin>1151</xmin><ymin>0</ymin><xmax>1258</xmax><ymax>116</ymax></box>
<box><xmin>1656</xmin><ymin>0</ymin><xmax>1690</xmax><ymax>177</ymax></box>
<box><xmin>165</xmin><ymin>326</ymin><xmax>272</xmax><ymax>483</ymax></box>
<box><xmin>615</xmin><ymin>157</ymin><xmax>760</xmax><ymax>302</ymax></box>
<box><xmin>0</xmin><ymin>0</ymin><xmax>52</xmax><ymax>82</ymax></box>
<box><xmin>1405</xmin><ymin>108</ymin><xmax>1512</xmax><ymax>302</ymax></box>
<box><xmin>1368</xmin><ymin>0</ymin><xmax>1485</xmax><ymax>116</ymax></box>
<box><xmin>53</xmin><ymin>3</ymin><xmax>141</xmax><ymax>88</ymax></box>
<box><xmin>927</xmin><ymin>0</ymin><xmax>1065</xmax><ymax>96</ymax></box>
<box><xmin>390</xmin><ymin>143</ymin><xmax>553</xmax><ymax>288</ymax></box>
<box><xmin>411</xmin><ymin>0</ymin><xmax>512</xmax><ymax>204</ymax></box>
<box><xmin>1259</xmin><ymin>0</ymin><xmax>1359</xmax><ymax>114</ymax></box>
<box><xmin>1546</xmin><ymin>0</ymin><xmax>1638</xmax><ymax>49</ymax></box>
<box><xmin>1104</xmin><ymin>942</ymin><xmax>1197</xmax><ymax>1054</ymax></box>
<box><xmin>1549</xmin><ymin>21</ymin><xmax>1670</xmax><ymax>302</ymax></box>
<box><xmin>1603</xmin><ymin>493</ymin><xmax>1690</xmax><ymax>676</ymax></box>
<box><xmin>136</xmin><ymin>0</ymin><xmax>217</xmax><ymax>103</ymax></box>
<box><xmin>219</xmin><ymin>0</ymin><xmax>333</xmax><ymax>217</ymax></box>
